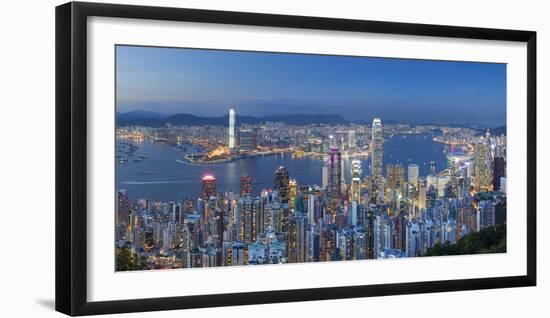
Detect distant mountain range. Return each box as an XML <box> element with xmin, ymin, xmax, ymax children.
<box><xmin>475</xmin><ymin>126</ymin><xmax>506</xmax><ymax>136</ymax></box>
<box><xmin>116</xmin><ymin>111</ymin><xmax>350</xmax><ymax>127</ymax></box>
<box><xmin>116</xmin><ymin>110</ymin><xmax>505</xmax><ymax>131</ymax></box>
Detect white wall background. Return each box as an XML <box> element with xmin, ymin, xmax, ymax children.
<box><xmin>0</xmin><ymin>0</ymin><xmax>547</xmax><ymax>316</ymax></box>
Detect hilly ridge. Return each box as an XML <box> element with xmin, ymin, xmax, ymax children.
<box><xmin>116</xmin><ymin>112</ymin><xmax>350</xmax><ymax>127</ymax></box>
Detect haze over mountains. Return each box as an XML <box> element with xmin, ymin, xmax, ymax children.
<box><xmin>116</xmin><ymin>110</ymin><xmax>505</xmax><ymax>132</ymax></box>
<box><xmin>116</xmin><ymin>110</ymin><xmax>351</xmax><ymax>127</ymax></box>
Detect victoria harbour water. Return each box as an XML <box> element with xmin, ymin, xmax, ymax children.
<box><xmin>116</xmin><ymin>133</ymin><xmax>448</xmax><ymax>202</ymax></box>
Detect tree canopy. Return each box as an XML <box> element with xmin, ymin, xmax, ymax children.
<box><xmin>425</xmin><ymin>224</ymin><xmax>506</xmax><ymax>256</ymax></box>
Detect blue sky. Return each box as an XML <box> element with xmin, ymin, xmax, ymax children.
<box><xmin>116</xmin><ymin>45</ymin><xmax>506</xmax><ymax>126</ymax></box>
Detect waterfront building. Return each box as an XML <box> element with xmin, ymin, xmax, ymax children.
<box><xmin>201</xmin><ymin>175</ymin><xmax>216</xmax><ymax>199</ymax></box>
<box><xmin>238</xmin><ymin>128</ymin><xmax>254</xmax><ymax>151</ymax></box>
<box><xmin>228</xmin><ymin>108</ymin><xmax>236</xmax><ymax>149</ymax></box>
<box><xmin>240</xmin><ymin>175</ymin><xmax>252</xmax><ymax>196</ymax></box>
<box><xmin>274</xmin><ymin>166</ymin><xmax>290</xmax><ymax>204</ymax></box>
<box><xmin>408</xmin><ymin>164</ymin><xmax>419</xmax><ymax>188</ymax></box>
<box><xmin>387</xmin><ymin>163</ymin><xmax>405</xmax><ymax>189</ymax></box>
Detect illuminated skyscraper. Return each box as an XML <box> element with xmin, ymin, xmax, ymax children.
<box><xmin>228</xmin><ymin>108</ymin><xmax>236</xmax><ymax>149</ymax></box>
<box><xmin>240</xmin><ymin>175</ymin><xmax>252</xmax><ymax>196</ymax></box>
<box><xmin>237</xmin><ymin>197</ymin><xmax>260</xmax><ymax>243</ymax></box>
<box><xmin>474</xmin><ymin>136</ymin><xmax>493</xmax><ymax>192</ymax></box>
<box><xmin>289</xmin><ymin>178</ymin><xmax>297</xmax><ymax>210</ymax></box>
<box><xmin>395</xmin><ymin>164</ymin><xmax>405</xmax><ymax>186</ymax></box>
<box><xmin>327</xmin><ymin>146</ymin><xmax>342</xmax><ymax>210</ymax></box>
<box><xmin>371</xmin><ymin>118</ymin><xmax>383</xmax><ymax>179</ymax></box>
<box><xmin>351</xmin><ymin>159</ymin><xmax>362</xmax><ymax>202</ymax></box>
<box><xmin>202</xmin><ymin>175</ymin><xmax>217</xmax><ymax>199</ymax></box>
<box><xmin>274</xmin><ymin>166</ymin><xmax>290</xmax><ymax>203</ymax></box>
<box><xmin>408</xmin><ymin>164</ymin><xmax>419</xmax><ymax>188</ymax></box>
<box><xmin>386</xmin><ymin>163</ymin><xmax>405</xmax><ymax>189</ymax></box>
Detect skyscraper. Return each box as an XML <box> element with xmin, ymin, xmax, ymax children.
<box><xmin>474</xmin><ymin>136</ymin><xmax>493</xmax><ymax>192</ymax></box>
<box><xmin>327</xmin><ymin>146</ymin><xmax>342</xmax><ymax>210</ymax></box>
<box><xmin>274</xmin><ymin>166</ymin><xmax>290</xmax><ymax>204</ymax></box>
<box><xmin>395</xmin><ymin>164</ymin><xmax>405</xmax><ymax>187</ymax></box>
<box><xmin>371</xmin><ymin>118</ymin><xmax>383</xmax><ymax>179</ymax></box>
<box><xmin>240</xmin><ymin>175</ymin><xmax>252</xmax><ymax>196</ymax></box>
<box><xmin>238</xmin><ymin>128</ymin><xmax>254</xmax><ymax>152</ymax></box>
<box><xmin>418</xmin><ymin>179</ymin><xmax>427</xmax><ymax>209</ymax></box>
<box><xmin>493</xmin><ymin>156</ymin><xmax>505</xmax><ymax>191</ymax></box>
<box><xmin>351</xmin><ymin>159</ymin><xmax>362</xmax><ymax>203</ymax></box>
<box><xmin>116</xmin><ymin>189</ymin><xmax>130</xmax><ymax>226</ymax></box>
<box><xmin>202</xmin><ymin>175</ymin><xmax>217</xmax><ymax>199</ymax></box>
<box><xmin>228</xmin><ymin>108</ymin><xmax>236</xmax><ymax>149</ymax></box>
<box><xmin>289</xmin><ymin>178</ymin><xmax>297</xmax><ymax>210</ymax></box>
<box><xmin>408</xmin><ymin>164</ymin><xmax>419</xmax><ymax>188</ymax></box>
<box><xmin>386</xmin><ymin>164</ymin><xmax>404</xmax><ymax>189</ymax></box>
<box><xmin>322</xmin><ymin>165</ymin><xmax>328</xmax><ymax>190</ymax></box>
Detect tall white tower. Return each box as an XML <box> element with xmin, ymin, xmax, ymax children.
<box><xmin>228</xmin><ymin>108</ymin><xmax>236</xmax><ymax>149</ymax></box>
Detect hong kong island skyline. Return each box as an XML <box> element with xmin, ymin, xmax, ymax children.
<box><xmin>114</xmin><ymin>45</ymin><xmax>507</xmax><ymax>271</ymax></box>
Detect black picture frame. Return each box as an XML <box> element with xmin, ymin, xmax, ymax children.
<box><xmin>55</xmin><ymin>1</ymin><xmax>537</xmax><ymax>316</ymax></box>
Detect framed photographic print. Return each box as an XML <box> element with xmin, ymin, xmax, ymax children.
<box><xmin>55</xmin><ymin>1</ymin><xmax>536</xmax><ymax>316</ymax></box>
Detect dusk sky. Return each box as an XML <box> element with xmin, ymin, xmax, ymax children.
<box><xmin>116</xmin><ymin>45</ymin><xmax>506</xmax><ymax>126</ymax></box>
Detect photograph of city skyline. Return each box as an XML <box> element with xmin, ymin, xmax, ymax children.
<box><xmin>115</xmin><ymin>45</ymin><xmax>507</xmax><ymax>271</ymax></box>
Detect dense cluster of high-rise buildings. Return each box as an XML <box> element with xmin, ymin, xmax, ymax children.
<box><xmin>115</xmin><ymin>110</ymin><xmax>507</xmax><ymax>270</ymax></box>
